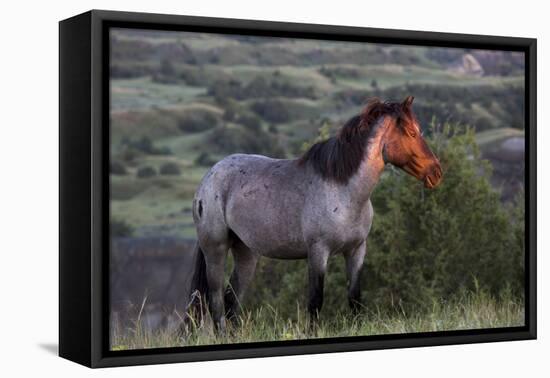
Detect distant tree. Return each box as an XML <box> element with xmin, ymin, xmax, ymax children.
<box><xmin>160</xmin><ymin>58</ymin><xmax>176</xmax><ymax>77</ymax></box>
<box><xmin>238</xmin><ymin>114</ymin><xmax>262</xmax><ymax>132</ymax></box>
<box><xmin>371</xmin><ymin>79</ymin><xmax>379</xmax><ymax>89</ymax></box>
<box><xmin>195</xmin><ymin>152</ymin><xmax>217</xmax><ymax>167</ymax></box>
<box><xmin>110</xmin><ymin>161</ymin><xmax>127</xmax><ymax>175</ymax></box>
<box><xmin>122</xmin><ymin>136</ymin><xmax>172</xmax><ymax>156</ymax></box>
<box><xmin>136</xmin><ymin>166</ymin><xmax>157</xmax><ymax>179</ymax></box>
<box><xmin>251</xmin><ymin>100</ymin><xmax>291</xmax><ymax>124</ymax></box>
<box><xmin>110</xmin><ymin>64</ymin><xmax>152</xmax><ymax>79</ymax></box>
<box><xmin>223</xmin><ymin>108</ymin><xmax>236</xmax><ymax>122</ymax></box>
<box><xmin>110</xmin><ymin>219</ymin><xmax>133</xmax><ymax>238</ymax></box>
<box><xmin>177</xmin><ymin>110</ymin><xmax>220</xmax><ymax>133</ymax></box>
<box><xmin>178</xmin><ymin>66</ymin><xmax>203</xmax><ymax>86</ymax></box>
<box><xmin>207</xmin><ymin>123</ymin><xmax>286</xmax><ymax>158</ymax></box>
<box><xmin>134</xmin><ymin>136</ymin><xmax>154</xmax><ymax>153</ymax></box>
<box><xmin>159</xmin><ymin>162</ymin><xmax>181</xmax><ymax>175</ymax></box>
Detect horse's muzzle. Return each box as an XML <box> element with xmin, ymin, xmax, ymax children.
<box><xmin>424</xmin><ymin>164</ymin><xmax>442</xmax><ymax>189</ymax></box>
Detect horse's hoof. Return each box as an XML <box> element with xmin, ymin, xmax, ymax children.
<box><xmin>213</xmin><ymin>317</ymin><xmax>227</xmax><ymax>337</ymax></box>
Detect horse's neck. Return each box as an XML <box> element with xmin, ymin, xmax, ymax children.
<box><xmin>347</xmin><ymin>117</ymin><xmax>390</xmax><ymax>204</ymax></box>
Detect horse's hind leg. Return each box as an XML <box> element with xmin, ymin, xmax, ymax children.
<box><xmin>201</xmin><ymin>240</ymin><xmax>229</xmax><ymax>333</ymax></box>
<box><xmin>343</xmin><ymin>241</ymin><xmax>367</xmax><ymax>314</ymax></box>
<box><xmin>225</xmin><ymin>240</ymin><xmax>258</xmax><ymax>324</ymax></box>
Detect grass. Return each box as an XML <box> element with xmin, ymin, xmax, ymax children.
<box><xmin>110</xmin><ymin>289</ymin><xmax>524</xmax><ymax>351</ymax></box>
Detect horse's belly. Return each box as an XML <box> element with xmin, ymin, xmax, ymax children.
<box><xmin>256</xmin><ymin>243</ymin><xmax>308</xmax><ymax>260</ymax></box>
<box><xmin>227</xmin><ymin>208</ymin><xmax>307</xmax><ymax>259</ymax></box>
<box><xmin>232</xmin><ymin>223</ymin><xmax>308</xmax><ymax>259</ymax></box>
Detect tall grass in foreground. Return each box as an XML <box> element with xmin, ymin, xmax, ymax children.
<box><xmin>110</xmin><ymin>289</ymin><xmax>524</xmax><ymax>351</ymax></box>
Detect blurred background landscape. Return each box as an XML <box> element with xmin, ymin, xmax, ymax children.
<box><xmin>109</xmin><ymin>28</ymin><xmax>525</xmax><ymax>349</ymax></box>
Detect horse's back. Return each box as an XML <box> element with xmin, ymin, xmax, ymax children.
<box><xmin>195</xmin><ymin>153</ymin><xmax>290</xmax><ymax>197</ymax></box>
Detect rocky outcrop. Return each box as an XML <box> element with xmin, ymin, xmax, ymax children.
<box><xmin>110</xmin><ymin>237</ymin><xmax>197</xmax><ymax>334</ymax></box>
<box><xmin>451</xmin><ymin>53</ymin><xmax>484</xmax><ymax>76</ymax></box>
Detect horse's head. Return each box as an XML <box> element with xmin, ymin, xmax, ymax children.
<box><xmin>382</xmin><ymin>96</ymin><xmax>442</xmax><ymax>188</ymax></box>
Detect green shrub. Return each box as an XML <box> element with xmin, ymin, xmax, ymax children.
<box><xmin>160</xmin><ymin>58</ymin><xmax>176</xmax><ymax>76</ymax></box>
<box><xmin>371</xmin><ymin>79</ymin><xmax>378</xmax><ymax>89</ymax></box>
<box><xmin>195</xmin><ymin>152</ymin><xmax>218</xmax><ymax>167</ymax></box>
<box><xmin>121</xmin><ymin>136</ymin><xmax>172</xmax><ymax>156</ymax></box>
<box><xmin>110</xmin><ymin>161</ymin><xmax>127</xmax><ymax>175</ymax></box>
<box><xmin>319</xmin><ymin>66</ymin><xmax>361</xmax><ymax>79</ymax></box>
<box><xmin>207</xmin><ymin>124</ymin><xmax>285</xmax><ymax>158</ymax></box>
<box><xmin>136</xmin><ymin>166</ymin><xmax>157</xmax><ymax>179</ymax></box>
<box><xmin>238</xmin><ymin>114</ymin><xmax>262</xmax><ymax>132</ymax></box>
<box><xmin>110</xmin><ymin>219</ymin><xmax>133</xmax><ymax>237</ymax></box>
<box><xmin>110</xmin><ymin>63</ymin><xmax>152</xmax><ymax>78</ymax></box>
<box><xmin>208</xmin><ymin>76</ymin><xmax>317</xmax><ymax>102</ymax></box>
<box><xmin>177</xmin><ymin>110</ymin><xmax>220</xmax><ymax>133</ymax></box>
<box><xmin>251</xmin><ymin>100</ymin><xmax>291</xmax><ymax>124</ymax></box>
<box><xmin>178</xmin><ymin>66</ymin><xmax>205</xmax><ymax>86</ymax></box>
<box><xmin>159</xmin><ymin>162</ymin><xmax>181</xmax><ymax>175</ymax></box>
<box><xmin>223</xmin><ymin>108</ymin><xmax>236</xmax><ymax>122</ymax></box>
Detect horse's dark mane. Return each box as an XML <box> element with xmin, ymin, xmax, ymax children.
<box><xmin>299</xmin><ymin>98</ymin><xmax>407</xmax><ymax>184</ymax></box>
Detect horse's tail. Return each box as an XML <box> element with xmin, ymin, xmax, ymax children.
<box><xmin>186</xmin><ymin>242</ymin><xmax>209</xmax><ymax>324</ymax></box>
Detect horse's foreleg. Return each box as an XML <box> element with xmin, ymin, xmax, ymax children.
<box><xmin>307</xmin><ymin>245</ymin><xmax>330</xmax><ymax>323</ymax></box>
<box><xmin>344</xmin><ymin>241</ymin><xmax>367</xmax><ymax>314</ymax></box>
<box><xmin>224</xmin><ymin>242</ymin><xmax>258</xmax><ymax>324</ymax></box>
<box><xmin>204</xmin><ymin>244</ymin><xmax>229</xmax><ymax>333</ymax></box>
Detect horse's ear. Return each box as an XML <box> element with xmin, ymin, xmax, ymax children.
<box><xmin>402</xmin><ymin>96</ymin><xmax>414</xmax><ymax>108</ymax></box>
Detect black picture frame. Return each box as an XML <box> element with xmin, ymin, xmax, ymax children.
<box><xmin>59</xmin><ymin>9</ymin><xmax>537</xmax><ymax>368</ymax></box>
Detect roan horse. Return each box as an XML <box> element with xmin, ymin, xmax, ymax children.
<box><xmin>186</xmin><ymin>96</ymin><xmax>442</xmax><ymax>332</ymax></box>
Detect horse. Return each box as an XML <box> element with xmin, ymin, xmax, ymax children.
<box><xmin>185</xmin><ymin>96</ymin><xmax>442</xmax><ymax>332</ymax></box>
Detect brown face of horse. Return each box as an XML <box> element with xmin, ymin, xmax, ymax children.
<box><xmin>383</xmin><ymin>96</ymin><xmax>442</xmax><ymax>189</ymax></box>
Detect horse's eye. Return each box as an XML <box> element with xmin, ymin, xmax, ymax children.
<box><xmin>410</xmin><ymin>131</ymin><xmax>417</xmax><ymax>138</ymax></box>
